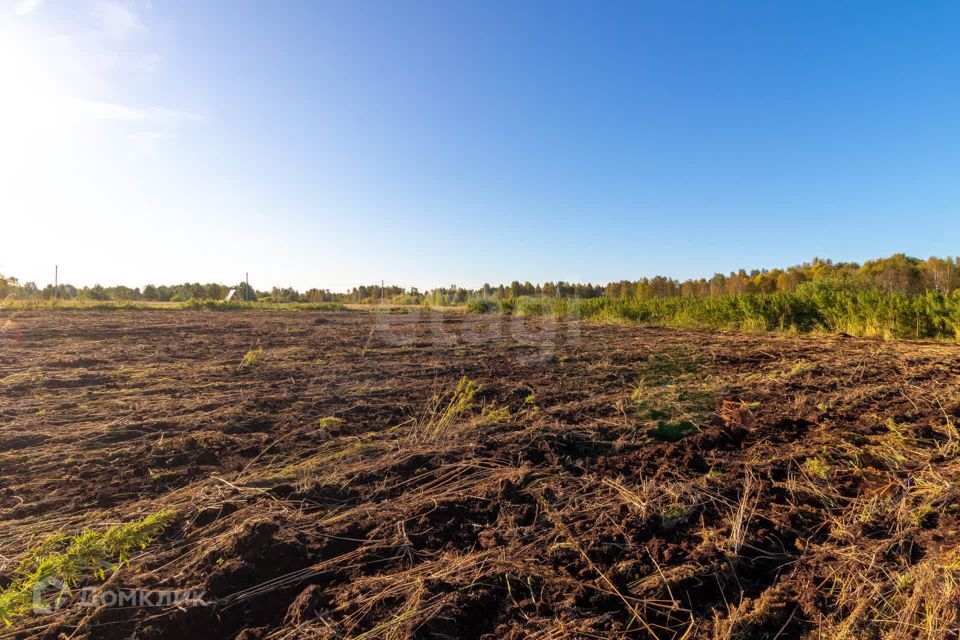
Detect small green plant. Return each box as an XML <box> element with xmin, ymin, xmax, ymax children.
<box><xmin>705</xmin><ymin>468</ymin><xmax>725</xmax><ymax>481</ymax></box>
<box><xmin>479</xmin><ymin>404</ymin><xmax>511</xmax><ymax>425</ymax></box>
<box><xmin>648</xmin><ymin>420</ymin><xmax>696</xmax><ymax>441</ymax></box>
<box><xmin>0</xmin><ymin>511</ymin><xmax>174</xmax><ymax>625</ymax></box>
<box><xmin>660</xmin><ymin>502</ymin><xmax>689</xmax><ymax>527</ymax></box>
<box><xmin>909</xmin><ymin>504</ymin><xmax>935</xmax><ymax>527</ymax></box>
<box><xmin>803</xmin><ymin>457</ymin><xmax>831</xmax><ymax>480</ymax></box>
<box><xmin>239</xmin><ymin>347</ymin><xmax>264</xmax><ymax>368</ymax></box>
<box><xmin>409</xmin><ymin>377</ymin><xmax>480</xmax><ymax>442</ymax></box>
<box><xmin>318</xmin><ymin>416</ymin><xmax>344</xmax><ymax>428</ymax></box>
<box><xmin>788</xmin><ymin>359</ymin><xmax>816</xmax><ymax>377</ymax></box>
<box><xmin>445</xmin><ymin>377</ymin><xmax>479</xmax><ymax>420</ymax></box>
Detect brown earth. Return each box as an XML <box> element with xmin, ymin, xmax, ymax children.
<box><xmin>1</xmin><ymin>310</ymin><xmax>959</xmax><ymax>639</ymax></box>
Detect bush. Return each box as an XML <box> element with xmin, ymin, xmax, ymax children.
<box><xmin>466</xmin><ymin>299</ymin><xmax>498</xmax><ymax>313</ymax></box>
<box><xmin>498</xmin><ymin>298</ymin><xmax>518</xmax><ymax>315</ymax></box>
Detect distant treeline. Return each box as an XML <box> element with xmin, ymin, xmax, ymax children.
<box><xmin>432</xmin><ymin>253</ymin><xmax>958</xmax><ymax>302</ymax></box>
<box><xmin>2</xmin><ymin>254</ymin><xmax>960</xmax><ymax>338</ymax></box>
<box><xmin>1</xmin><ymin>254</ymin><xmax>956</xmax><ymax>305</ymax></box>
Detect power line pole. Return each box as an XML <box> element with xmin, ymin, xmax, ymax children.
<box><xmin>245</xmin><ymin>272</ymin><xmax>249</xmax><ymax>302</ymax></box>
<box><xmin>54</xmin><ymin>265</ymin><xmax>58</xmax><ymax>300</ymax></box>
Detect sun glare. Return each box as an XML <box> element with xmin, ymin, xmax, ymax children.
<box><xmin>0</xmin><ymin>22</ymin><xmax>74</xmax><ymax>175</ymax></box>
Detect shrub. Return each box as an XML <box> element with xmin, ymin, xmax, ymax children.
<box><xmin>466</xmin><ymin>299</ymin><xmax>497</xmax><ymax>313</ymax></box>
<box><xmin>498</xmin><ymin>298</ymin><xmax>518</xmax><ymax>315</ymax></box>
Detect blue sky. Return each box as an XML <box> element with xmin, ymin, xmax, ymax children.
<box><xmin>2</xmin><ymin>1</ymin><xmax>958</xmax><ymax>290</ymax></box>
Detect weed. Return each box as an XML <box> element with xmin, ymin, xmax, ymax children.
<box><xmin>787</xmin><ymin>359</ymin><xmax>816</xmax><ymax>377</ymax></box>
<box><xmin>705</xmin><ymin>468</ymin><xmax>725</xmax><ymax>482</ymax></box>
<box><xmin>660</xmin><ymin>502</ymin><xmax>689</xmax><ymax>527</ymax></box>
<box><xmin>0</xmin><ymin>511</ymin><xmax>174</xmax><ymax>625</ymax></box>
<box><xmin>444</xmin><ymin>377</ymin><xmax>479</xmax><ymax>421</ymax></box>
<box><xmin>318</xmin><ymin>416</ymin><xmax>344</xmax><ymax>428</ymax></box>
<box><xmin>648</xmin><ymin>420</ymin><xmax>696</xmax><ymax>441</ymax></box>
<box><xmin>239</xmin><ymin>347</ymin><xmax>264</xmax><ymax>368</ymax></box>
<box><xmin>479</xmin><ymin>404</ymin><xmax>511</xmax><ymax>425</ymax></box>
<box><xmin>408</xmin><ymin>377</ymin><xmax>480</xmax><ymax>443</ymax></box>
<box><xmin>803</xmin><ymin>457</ymin><xmax>831</xmax><ymax>480</ymax></box>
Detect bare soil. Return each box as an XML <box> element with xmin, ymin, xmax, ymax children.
<box><xmin>1</xmin><ymin>310</ymin><xmax>959</xmax><ymax>639</ymax></box>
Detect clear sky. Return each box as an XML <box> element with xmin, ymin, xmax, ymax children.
<box><xmin>1</xmin><ymin>1</ymin><xmax>958</xmax><ymax>291</ymax></box>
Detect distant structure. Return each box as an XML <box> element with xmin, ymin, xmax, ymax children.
<box><xmin>223</xmin><ymin>288</ymin><xmax>237</xmax><ymax>301</ymax></box>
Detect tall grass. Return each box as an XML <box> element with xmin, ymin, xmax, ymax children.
<box><xmin>178</xmin><ymin>300</ymin><xmax>345</xmax><ymax>311</ymax></box>
<box><xmin>472</xmin><ymin>286</ymin><xmax>960</xmax><ymax>340</ymax></box>
<box><xmin>0</xmin><ymin>299</ymin><xmax>150</xmax><ymax>311</ymax></box>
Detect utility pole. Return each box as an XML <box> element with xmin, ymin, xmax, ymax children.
<box><xmin>54</xmin><ymin>265</ymin><xmax>58</xmax><ymax>300</ymax></box>
<box><xmin>245</xmin><ymin>272</ymin><xmax>249</xmax><ymax>301</ymax></box>
<box><xmin>381</xmin><ymin>279</ymin><xmax>385</xmax><ymax>306</ymax></box>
